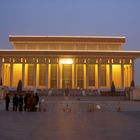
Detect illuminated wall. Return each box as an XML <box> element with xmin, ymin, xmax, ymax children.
<box><xmin>36</xmin><ymin>64</ymin><xmax>47</xmax><ymax>87</ymax></box>
<box><xmin>12</xmin><ymin>64</ymin><xmax>22</xmax><ymax>87</ymax></box>
<box><xmin>95</xmin><ymin>65</ymin><xmax>98</xmax><ymax>88</ymax></box>
<box><xmin>100</xmin><ymin>64</ymin><xmax>106</xmax><ymax>87</ymax></box>
<box><xmin>88</xmin><ymin>64</ymin><xmax>95</xmax><ymax>87</ymax></box>
<box><xmin>48</xmin><ymin>64</ymin><xmax>51</xmax><ymax>88</ymax></box>
<box><xmin>25</xmin><ymin>64</ymin><xmax>35</xmax><ymax>87</ymax></box>
<box><xmin>106</xmin><ymin>65</ymin><xmax>110</xmax><ymax>88</ymax></box>
<box><xmin>124</xmin><ymin>64</ymin><xmax>132</xmax><ymax>87</ymax></box>
<box><xmin>84</xmin><ymin>64</ymin><xmax>86</xmax><ymax>88</ymax></box>
<box><xmin>36</xmin><ymin>64</ymin><xmax>39</xmax><ymax>87</ymax></box>
<box><xmin>60</xmin><ymin>63</ymin><xmax>62</xmax><ymax>88</ymax></box>
<box><xmin>62</xmin><ymin>64</ymin><xmax>72</xmax><ymax>88</ymax></box>
<box><xmin>88</xmin><ymin>64</ymin><xmax>98</xmax><ymax>88</ymax></box>
<box><xmin>112</xmin><ymin>64</ymin><xmax>122</xmax><ymax>88</ymax></box>
<box><xmin>14</xmin><ymin>42</ymin><xmax>121</xmax><ymax>50</ymax></box>
<box><xmin>24</xmin><ymin>64</ymin><xmax>28</xmax><ymax>87</ymax></box>
<box><xmin>0</xmin><ymin>58</ymin><xmax>133</xmax><ymax>90</ymax></box>
<box><xmin>2</xmin><ymin>64</ymin><xmax>10</xmax><ymax>86</ymax></box>
<box><xmin>72</xmin><ymin>63</ymin><xmax>75</xmax><ymax>88</ymax></box>
<box><xmin>50</xmin><ymin>64</ymin><xmax>57</xmax><ymax>88</ymax></box>
<box><xmin>76</xmin><ymin>64</ymin><xmax>84</xmax><ymax>88</ymax></box>
<box><xmin>100</xmin><ymin>64</ymin><xmax>110</xmax><ymax>88</ymax></box>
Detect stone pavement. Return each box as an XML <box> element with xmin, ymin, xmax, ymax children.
<box><xmin>0</xmin><ymin>96</ymin><xmax>140</xmax><ymax>140</ymax></box>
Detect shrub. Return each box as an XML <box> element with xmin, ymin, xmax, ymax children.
<box><xmin>130</xmin><ymin>80</ymin><xmax>135</xmax><ymax>87</ymax></box>
<box><xmin>111</xmin><ymin>81</ymin><xmax>116</xmax><ymax>93</ymax></box>
<box><xmin>0</xmin><ymin>78</ymin><xmax>2</xmax><ymax>86</ymax></box>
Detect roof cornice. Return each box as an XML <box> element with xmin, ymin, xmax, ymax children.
<box><xmin>9</xmin><ymin>35</ymin><xmax>126</xmax><ymax>43</ymax></box>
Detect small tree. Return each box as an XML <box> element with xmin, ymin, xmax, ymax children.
<box><xmin>111</xmin><ymin>81</ymin><xmax>116</xmax><ymax>93</ymax></box>
<box><xmin>17</xmin><ymin>80</ymin><xmax>22</xmax><ymax>93</ymax></box>
<box><xmin>130</xmin><ymin>80</ymin><xmax>135</xmax><ymax>87</ymax></box>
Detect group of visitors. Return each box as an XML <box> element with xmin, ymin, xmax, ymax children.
<box><xmin>5</xmin><ymin>93</ymin><xmax>39</xmax><ymax>112</ymax></box>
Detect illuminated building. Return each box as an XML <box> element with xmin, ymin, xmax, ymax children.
<box><xmin>0</xmin><ymin>35</ymin><xmax>140</xmax><ymax>91</ymax></box>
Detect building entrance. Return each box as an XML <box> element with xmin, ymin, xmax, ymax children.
<box><xmin>62</xmin><ymin>64</ymin><xmax>72</xmax><ymax>88</ymax></box>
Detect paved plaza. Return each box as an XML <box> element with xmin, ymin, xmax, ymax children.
<box><xmin>0</xmin><ymin>96</ymin><xmax>140</xmax><ymax>140</ymax></box>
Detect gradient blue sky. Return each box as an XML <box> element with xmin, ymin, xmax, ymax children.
<box><xmin>0</xmin><ymin>0</ymin><xmax>140</xmax><ymax>84</ymax></box>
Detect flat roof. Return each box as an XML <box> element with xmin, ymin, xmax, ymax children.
<box><xmin>0</xmin><ymin>50</ymin><xmax>139</xmax><ymax>59</ymax></box>
<box><xmin>9</xmin><ymin>35</ymin><xmax>125</xmax><ymax>43</ymax></box>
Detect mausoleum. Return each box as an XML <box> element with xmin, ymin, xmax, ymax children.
<box><xmin>0</xmin><ymin>35</ymin><xmax>140</xmax><ymax>92</ymax></box>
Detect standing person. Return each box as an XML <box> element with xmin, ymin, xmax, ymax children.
<box><xmin>5</xmin><ymin>94</ymin><xmax>10</xmax><ymax>111</ymax></box>
<box><xmin>18</xmin><ymin>95</ymin><xmax>23</xmax><ymax>111</ymax></box>
<box><xmin>30</xmin><ymin>94</ymin><xmax>34</xmax><ymax>112</ymax></box>
<box><xmin>13</xmin><ymin>94</ymin><xmax>18</xmax><ymax>111</ymax></box>
<box><xmin>24</xmin><ymin>94</ymin><xmax>28</xmax><ymax>111</ymax></box>
<box><xmin>35</xmin><ymin>93</ymin><xmax>39</xmax><ymax>111</ymax></box>
<box><xmin>32</xmin><ymin>95</ymin><xmax>37</xmax><ymax>111</ymax></box>
<box><xmin>27</xmin><ymin>94</ymin><xmax>31</xmax><ymax>111</ymax></box>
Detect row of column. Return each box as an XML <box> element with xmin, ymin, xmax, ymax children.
<box><xmin>0</xmin><ymin>60</ymin><xmax>135</xmax><ymax>90</ymax></box>
<box><xmin>54</xmin><ymin>58</ymin><xmax>134</xmax><ymax>89</ymax></box>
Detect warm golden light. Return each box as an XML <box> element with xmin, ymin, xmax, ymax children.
<box><xmin>107</xmin><ymin>59</ymin><xmax>110</xmax><ymax>63</ymax></box>
<box><xmin>21</xmin><ymin>58</ymin><xmax>23</xmax><ymax>62</ymax></box>
<box><xmin>13</xmin><ymin>58</ymin><xmax>15</xmax><ymax>62</ymax></box>
<box><xmin>130</xmin><ymin>59</ymin><xmax>132</xmax><ymax>64</ymax></box>
<box><xmin>36</xmin><ymin>58</ymin><xmax>38</xmax><ymax>63</ymax></box>
<box><xmin>119</xmin><ymin>59</ymin><xmax>122</xmax><ymax>63</ymax></box>
<box><xmin>60</xmin><ymin>58</ymin><xmax>73</xmax><ymax>64</ymax></box>
<box><xmin>96</xmin><ymin>59</ymin><xmax>98</xmax><ymax>63</ymax></box>
<box><xmin>112</xmin><ymin>59</ymin><xmax>114</xmax><ymax>63</ymax></box>
<box><xmin>12</xmin><ymin>64</ymin><xmax>22</xmax><ymax>87</ymax></box>
<box><xmin>2</xmin><ymin>58</ymin><xmax>4</xmax><ymax>62</ymax></box>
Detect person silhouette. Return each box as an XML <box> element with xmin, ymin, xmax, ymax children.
<box><xmin>13</xmin><ymin>94</ymin><xmax>18</xmax><ymax>111</ymax></box>
<box><xmin>5</xmin><ymin>94</ymin><xmax>10</xmax><ymax>111</ymax></box>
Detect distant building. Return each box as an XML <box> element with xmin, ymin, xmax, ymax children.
<box><xmin>0</xmin><ymin>35</ymin><xmax>140</xmax><ymax>91</ymax></box>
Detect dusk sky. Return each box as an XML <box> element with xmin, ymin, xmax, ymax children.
<box><xmin>0</xmin><ymin>0</ymin><xmax>140</xmax><ymax>84</ymax></box>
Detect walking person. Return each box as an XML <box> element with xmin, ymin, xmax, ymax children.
<box><xmin>13</xmin><ymin>94</ymin><xmax>18</xmax><ymax>111</ymax></box>
<box><xmin>5</xmin><ymin>94</ymin><xmax>10</xmax><ymax>111</ymax></box>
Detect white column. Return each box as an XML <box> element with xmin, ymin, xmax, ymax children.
<box><xmin>57</xmin><ymin>59</ymin><xmax>60</xmax><ymax>88</ymax></box>
<box><xmin>109</xmin><ymin>59</ymin><xmax>112</xmax><ymax>87</ymax></box>
<box><xmin>46</xmin><ymin>64</ymin><xmax>48</xmax><ymax>88</ymax></box>
<box><xmin>98</xmin><ymin>58</ymin><xmax>101</xmax><ymax>94</ymax></box>
<box><xmin>10</xmin><ymin>63</ymin><xmax>13</xmax><ymax>88</ymax></box>
<box><xmin>22</xmin><ymin>63</ymin><xmax>25</xmax><ymax>89</ymax></box>
<box><xmin>74</xmin><ymin>58</ymin><xmax>76</xmax><ymax>88</ymax></box>
<box><xmin>126</xmin><ymin>66</ymin><xmax>128</xmax><ymax>86</ymax></box>
<box><xmin>121</xmin><ymin>64</ymin><xmax>124</xmax><ymax>89</ymax></box>
<box><xmin>34</xmin><ymin>63</ymin><xmax>37</xmax><ymax>88</ymax></box>
<box><xmin>86</xmin><ymin>58</ymin><xmax>89</xmax><ymax>89</ymax></box>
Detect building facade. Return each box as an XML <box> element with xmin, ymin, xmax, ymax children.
<box><xmin>0</xmin><ymin>36</ymin><xmax>140</xmax><ymax>91</ymax></box>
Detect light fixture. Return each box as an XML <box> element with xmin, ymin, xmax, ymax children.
<box><xmin>60</xmin><ymin>58</ymin><xmax>73</xmax><ymax>64</ymax></box>
<box><xmin>130</xmin><ymin>59</ymin><xmax>132</xmax><ymax>64</ymax></box>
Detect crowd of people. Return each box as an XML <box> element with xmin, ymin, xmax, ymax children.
<box><xmin>5</xmin><ymin>93</ymin><xmax>39</xmax><ymax>112</ymax></box>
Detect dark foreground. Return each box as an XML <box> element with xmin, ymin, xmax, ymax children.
<box><xmin>0</xmin><ymin>96</ymin><xmax>140</xmax><ymax>140</ymax></box>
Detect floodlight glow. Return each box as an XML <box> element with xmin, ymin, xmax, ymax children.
<box><xmin>60</xmin><ymin>58</ymin><xmax>73</xmax><ymax>64</ymax></box>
